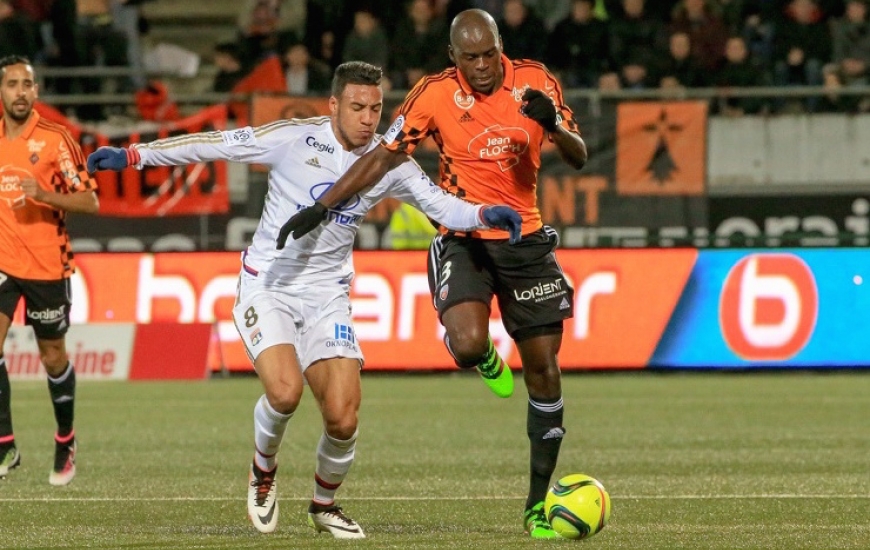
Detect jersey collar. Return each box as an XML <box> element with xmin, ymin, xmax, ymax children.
<box><xmin>456</xmin><ymin>54</ymin><xmax>515</xmax><ymax>96</ymax></box>
<box><xmin>0</xmin><ymin>108</ymin><xmax>40</xmax><ymax>139</ymax></box>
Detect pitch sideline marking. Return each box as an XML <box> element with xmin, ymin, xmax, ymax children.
<box><xmin>1</xmin><ymin>494</ymin><xmax>869</xmax><ymax>503</ymax></box>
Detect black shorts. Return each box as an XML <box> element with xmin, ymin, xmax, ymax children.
<box><xmin>427</xmin><ymin>227</ymin><xmax>574</xmax><ymax>338</ymax></box>
<box><xmin>0</xmin><ymin>271</ymin><xmax>72</xmax><ymax>339</ymax></box>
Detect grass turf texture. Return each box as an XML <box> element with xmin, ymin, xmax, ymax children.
<box><xmin>1</xmin><ymin>372</ymin><xmax>869</xmax><ymax>549</ymax></box>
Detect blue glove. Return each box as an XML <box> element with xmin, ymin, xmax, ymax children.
<box><xmin>87</xmin><ymin>147</ymin><xmax>132</xmax><ymax>172</ymax></box>
<box><xmin>481</xmin><ymin>205</ymin><xmax>523</xmax><ymax>245</ymax></box>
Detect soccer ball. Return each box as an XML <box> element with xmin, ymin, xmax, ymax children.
<box><xmin>544</xmin><ymin>474</ymin><xmax>611</xmax><ymax>540</ymax></box>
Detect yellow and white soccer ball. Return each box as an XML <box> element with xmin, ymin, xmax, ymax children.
<box><xmin>544</xmin><ymin>474</ymin><xmax>612</xmax><ymax>540</ymax></box>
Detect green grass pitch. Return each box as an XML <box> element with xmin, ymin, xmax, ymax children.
<box><xmin>1</xmin><ymin>371</ymin><xmax>869</xmax><ymax>549</ymax></box>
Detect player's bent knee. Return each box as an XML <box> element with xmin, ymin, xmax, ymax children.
<box><xmin>445</xmin><ymin>331</ymin><xmax>489</xmax><ymax>366</ymax></box>
<box><xmin>325</xmin><ymin>416</ymin><xmax>358</xmax><ymax>441</ymax></box>
<box><xmin>266</xmin><ymin>386</ymin><xmax>303</xmax><ymax>415</ymax></box>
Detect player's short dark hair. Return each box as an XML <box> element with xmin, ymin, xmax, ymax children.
<box><xmin>331</xmin><ymin>61</ymin><xmax>382</xmax><ymax>98</ymax></box>
<box><xmin>0</xmin><ymin>55</ymin><xmax>32</xmax><ymax>77</ymax></box>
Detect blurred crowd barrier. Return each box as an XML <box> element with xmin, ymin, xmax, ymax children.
<box><xmin>32</xmin><ymin>84</ymin><xmax>868</xmax><ymax>252</ymax></box>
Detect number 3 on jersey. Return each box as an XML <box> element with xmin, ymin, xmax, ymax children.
<box><xmin>440</xmin><ymin>261</ymin><xmax>452</xmax><ymax>285</ymax></box>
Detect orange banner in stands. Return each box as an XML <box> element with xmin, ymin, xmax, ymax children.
<box><xmin>616</xmin><ymin>101</ymin><xmax>707</xmax><ymax>196</ymax></box>
<box><xmin>43</xmin><ymin>250</ymin><xmax>697</xmax><ymax>372</ymax></box>
<box><xmin>35</xmin><ymin>103</ymin><xmax>230</xmax><ymax>216</ymax></box>
<box><xmin>251</xmin><ymin>94</ymin><xmax>331</xmax><ymax>125</ymax></box>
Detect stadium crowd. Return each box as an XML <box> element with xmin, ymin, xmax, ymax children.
<box><xmin>2</xmin><ymin>0</ymin><xmax>869</xmax><ymax>116</ymax></box>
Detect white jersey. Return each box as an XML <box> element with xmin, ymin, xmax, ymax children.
<box><xmin>132</xmin><ymin>117</ymin><xmax>489</xmax><ymax>286</ymax></box>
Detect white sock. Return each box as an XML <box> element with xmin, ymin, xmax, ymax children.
<box><xmin>313</xmin><ymin>430</ymin><xmax>357</xmax><ymax>505</ymax></box>
<box><xmin>253</xmin><ymin>394</ymin><xmax>292</xmax><ymax>472</ymax></box>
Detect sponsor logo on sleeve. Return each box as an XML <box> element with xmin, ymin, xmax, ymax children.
<box><xmin>221</xmin><ymin>127</ymin><xmax>257</xmax><ymax>147</ymax></box>
<box><xmin>383</xmin><ymin>115</ymin><xmax>405</xmax><ymax>145</ymax></box>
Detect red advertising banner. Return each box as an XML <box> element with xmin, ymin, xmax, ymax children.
<box><xmin>26</xmin><ymin>250</ymin><xmax>698</xmax><ymax>372</ymax></box>
<box><xmin>6</xmin><ymin>323</ymin><xmax>212</xmax><ymax>381</ymax></box>
<box><xmin>35</xmin><ymin>103</ymin><xmax>230</xmax><ymax>217</ymax></box>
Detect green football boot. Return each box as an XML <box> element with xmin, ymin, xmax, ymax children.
<box><xmin>524</xmin><ymin>501</ymin><xmax>559</xmax><ymax>540</ymax></box>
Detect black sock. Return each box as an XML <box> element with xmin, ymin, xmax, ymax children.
<box><xmin>47</xmin><ymin>362</ymin><xmax>76</xmax><ymax>438</ymax></box>
<box><xmin>526</xmin><ymin>396</ymin><xmax>565</xmax><ymax>510</ymax></box>
<box><xmin>0</xmin><ymin>358</ymin><xmax>13</xmax><ymax>447</ymax></box>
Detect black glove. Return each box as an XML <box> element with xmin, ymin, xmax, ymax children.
<box><xmin>276</xmin><ymin>202</ymin><xmax>328</xmax><ymax>249</ymax></box>
<box><xmin>520</xmin><ymin>89</ymin><xmax>558</xmax><ymax>132</ymax></box>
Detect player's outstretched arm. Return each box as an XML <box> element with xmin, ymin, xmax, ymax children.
<box><xmin>275</xmin><ymin>145</ymin><xmax>406</xmax><ymax>246</ymax></box>
<box><xmin>87</xmin><ymin>147</ymin><xmax>139</xmax><ymax>172</ymax></box>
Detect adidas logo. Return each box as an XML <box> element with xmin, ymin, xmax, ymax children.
<box><xmin>305</xmin><ymin>157</ymin><xmax>321</xmax><ymax>168</ymax></box>
<box><xmin>559</xmin><ymin>297</ymin><xmax>570</xmax><ymax>311</ymax></box>
<box><xmin>459</xmin><ymin>112</ymin><xmax>474</xmax><ymax>123</ymax></box>
<box><xmin>542</xmin><ymin>427</ymin><xmax>565</xmax><ymax>440</ymax></box>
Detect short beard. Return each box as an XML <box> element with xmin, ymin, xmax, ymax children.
<box><xmin>4</xmin><ymin>103</ymin><xmax>32</xmax><ymax>123</ymax></box>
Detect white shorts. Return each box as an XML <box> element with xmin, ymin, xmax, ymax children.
<box><xmin>232</xmin><ymin>272</ymin><xmax>364</xmax><ymax>371</ymax></box>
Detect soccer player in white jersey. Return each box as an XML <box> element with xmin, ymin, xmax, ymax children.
<box><xmin>87</xmin><ymin>61</ymin><xmax>522</xmax><ymax>539</ymax></box>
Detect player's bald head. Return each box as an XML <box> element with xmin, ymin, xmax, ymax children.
<box><xmin>449</xmin><ymin>9</ymin><xmax>499</xmax><ymax>49</ymax></box>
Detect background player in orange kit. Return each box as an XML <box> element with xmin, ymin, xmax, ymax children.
<box><xmin>0</xmin><ymin>55</ymin><xmax>99</xmax><ymax>486</ymax></box>
<box><xmin>276</xmin><ymin>9</ymin><xmax>587</xmax><ymax>539</ymax></box>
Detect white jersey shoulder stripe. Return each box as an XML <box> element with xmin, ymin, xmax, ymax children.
<box><xmin>139</xmin><ymin>132</ymin><xmax>224</xmax><ymax>150</ymax></box>
<box><xmin>254</xmin><ymin>116</ymin><xmax>330</xmax><ymax>137</ymax></box>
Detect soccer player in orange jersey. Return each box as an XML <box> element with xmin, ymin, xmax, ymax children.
<box><xmin>278</xmin><ymin>9</ymin><xmax>587</xmax><ymax>539</ymax></box>
<box><xmin>0</xmin><ymin>56</ymin><xmax>99</xmax><ymax>486</ymax></box>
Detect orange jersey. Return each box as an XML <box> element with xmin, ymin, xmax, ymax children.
<box><xmin>0</xmin><ymin>110</ymin><xmax>96</xmax><ymax>280</ymax></box>
<box><xmin>381</xmin><ymin>55</ymin><xmax>579</xmax><ymax>239</ymax></box>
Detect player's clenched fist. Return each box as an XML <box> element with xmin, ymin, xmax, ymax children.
<box><xmin>520</xmin><ymin>89</ymin><xmax>558</xmax><ymax>132</ymax></box>
<box><xmin>87</xmin><ymin>146</ymin><xmax>140</xmax><ymax>172</ymax></box>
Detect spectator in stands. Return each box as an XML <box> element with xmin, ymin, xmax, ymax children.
<box><xmin>303</xmin><ymin>0</ymin><xmax>353</xmax><ymax>70</ymax></box>
<box><xmin>598</xmin><ymin>70</ymin><xmax>623</xmax><ymax>91</ymax></box>
<box><xmin>341</xmin><ymin>8</ymin><xmax>389</xmax><ymax>77</ymax></box>
<box><xmin>468</xmin><ymin>0</ymin><xmax>505</xmax><ymax>16</ymax></box>
<box><xmin>0</xmin><ymin>0</ymin><xmax>39</xmax><ymax>60</ymax></box>
<box><xmin>238</xmin><ymin>0</ymin><xmax>298</xmax><ymax>66</ymax></box>
<box><xmin>635</xmin><ymin>0</ymin><xmax>679</xmax><ymax>21</ymax></box>
<box><xmin>830</xmin><ymin>0</ymin><xmax>870</xmax><ymax>85</ymax></box>
<box><xmin>433</xmin><ymin>0</ymin><xmax>477</xmax><ymax>22</ymax></box>
<box><xmin>498</xmin><ymin>0</ymin><xmax>546</xmax><ymax>61</ymax></box>
<box><xmin>77</xmin><ymin>0</ymin><xmax>130</xmax><ymax>119</ymax></box>
<box><xmin>110</xmin><ymin>0</ymin><xmax>152</xmax><ymax>89</ymax></box>
<box><xmin>12</xmin><ymin>0</ymin><xmax>82</xmax><ymax>95</ymax></box>
<box><xmin>389</xmin><ymin>0</ymin><xmax>448</xmax><ymax>89</ymax></box>
<box><xmin>134</xmin><ymin>79</ymin><xmax>179</xmax><ymax>122</ymax></box>
<box><xmin>546</xmin><ymin>0</ymin><xmax>611</xmax><ymax>88</ymax></box>
<box><xmin>669</xmin><ymin>0</ymin><xmax>729</xmax><ymax>71</ymax></box>
<box><xmin>609</xmin><ymin>0</ymin><xmax>667</xmax><ymax>89</ymax></box>
<box><xmin>817</xmin><ymin>62</ymin><xmax>865</xmax><ymax>111</ymax></box>
<box><xmin>238</xmin><ymin>0</ymin><xmax>307</xmax><ymax>45</ymax></box>
<box><xmin>212</xmin><ymin>42</ymin><xmax>249</xmax><ymax>93</ymax></box>
<box><xmin>773</xmin><ymin>0</ymin><xmax>831</xmax><ymax>111</ymax></box>
<box><xmin>715</xmin><ymin>35</ymin><xmax>770</xmax><ymax>115</ymax></box>
<box><xmin>523</xmin><ymin>0</ymin><xmax>572</xmax><ymax>31</ymax></box>
<box><xmin>656</xmin><ymin>30</ymin><xmax>708</xmax><ymax>88</ymax></box>
<box><xmin>739</xmin><ymin>4</ymin><xmax>776</xmax><ymax>73</ymax></box>
<box><xmin>283</xmin><ymin>42</ymin><xmax>331</xmax><ymax>95</ymax></box>
<box><xmin>718</xmin><ymin>0</ymin><xmax>748</xmax><ymax>32</ymax></box>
